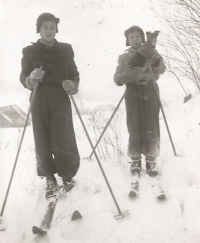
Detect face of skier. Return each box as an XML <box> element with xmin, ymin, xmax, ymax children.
<box><xmin>128</xmin><ymin>31</ymin><xmax>143</xmax><ymax>49</ymax></box>
<box><xmin>39</xmin><ymin>20</ymin><xmax>57</xmax><ymax>43</ymax></box>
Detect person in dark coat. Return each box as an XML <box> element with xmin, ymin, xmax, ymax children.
<box><xmin>114</xmin><ymin>26</ymin><xmax>166</xmax><ymax>177</ymax></box>
<box><xmin>20</xmin><ymin>13</ymin><xmax>80</xmax><ymax>199</ymax></box>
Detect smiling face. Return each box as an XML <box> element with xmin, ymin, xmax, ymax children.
<box><xmin>39</xmin><ymin>20</ymin><xmax>57</xmax><ymax>43</ymax></box>
<box><xmin>128</xmin><ymin>31</ymin><xmax>143</xmax><ymax>49</ymax></box>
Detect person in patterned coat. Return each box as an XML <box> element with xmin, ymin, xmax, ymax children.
<box><xmin>114</xmin><ymin>26</ymin><xmax>166</xmax><ymax>177</ymax></box>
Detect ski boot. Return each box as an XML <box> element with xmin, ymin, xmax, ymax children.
<box><xmin>146</xmin><ymin>159</ymin><xmax>158</xmax><ymax>177</ymax></box>
<box><xmin>45</xmin><ymin>175</ymin><xmax>59</xmax><ymax>201</ymax></box>
<box><xmin>62</xmin><ymin>177</ymin><xmax>74</xmax><ymax>193</ymax></box>
<box><xmin>130</xmin><ymin>160</ymin><xmax>141</xmax><ymax>175</ymax></box>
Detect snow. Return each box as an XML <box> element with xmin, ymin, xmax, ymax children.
<box><xmin>1</xmin><ymin>0</ymin><xmax>200</xmax><ymax>242</ymax></box>
<box><xmin>1</xmin><ymin>82</ymin><xmax>200</xmax><ymax>243</ymax></box>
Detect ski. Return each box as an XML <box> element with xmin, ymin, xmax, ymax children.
<box><xmin>60</xmin><ymin>181</ymin><xmax>75</xmax><ymax>194</ymax></box>
<box><xmin>128</xmin><ymin>171</ymin><xmax>166</xmax><ymax>200</ymax></box>
<box><xmin>32</xmin><ymin>198</ymin><xmax>57</xmax><ymax>235</ymax></box>
<box><xmin>129</xmin><ymin>173</ymin><xmax>140</xmax><ymax>198</ymax></box>
<box><xmin>32</xmin><ymin>181</ymin><xmax>79</xmax><ymax>235</ymax></box>
<box><xmin>149</xmin><ymin>175</ymin><xmax>166</xmax><ymax>200</ymax></box>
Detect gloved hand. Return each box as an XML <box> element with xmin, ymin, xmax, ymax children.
<box><xmin>137</xmin><ymin>42</ymin><xmax>156</xmax><ymax>60</ymax></box>
<box><xmin>123</xmin><ymin>69</ymin><xmax>141</xmax><ymax>83</ymax></box>
<box><xmin>139</xmin><ymin>71</ymin><xmax>152</xmax><ymax>80</ymax></box>
<box><xmin>135</xmin><ymin>80</ymin><xmax>149</xmax><ymax>85</ymax></box>
<box><xmin>25</xmin><ymin>66</ymin><xmax>45</xmax><ymax>89</ymax></box>
<box><xmin>25</xmin><ymin>77</ymin><xmax>36</xmax><ymax>89</ymax></box>
<box><xmin>62</xmin><ymin>80</ymin><xmax>79</xmax><ymax>95</ymax></box>
<box><xmin>116</xmin><ymin>67</ymin><xmax>145</xmax><ymax>85</ymax></box>
<box><xmin>29</xmin><ymin>67</ymin><xmax>45</xmax><ymax>80</ymax></box>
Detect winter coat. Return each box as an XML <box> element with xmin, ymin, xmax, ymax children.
<box><xmin>114</xmin><ymin>47</ymin><xmax>166</xmax><ymax>159</ymax></box>
<box><xmin>114</xmin><ymin>47</ymin><xmax>165</xmax><ymax>87</ymax></box>
<box><xmin>20</xmin><ymin>39</ymin><xmax>79</xmax><ymax>87</ymax></box>
<box><xmin>19</xmin><ymin>39</ymin><xmax>80</xmax><ymax>178</ymax></box>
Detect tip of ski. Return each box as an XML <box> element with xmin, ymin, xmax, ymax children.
<box><xmin>129</xmin><ymin>190</ymin><xmax>139</xmax><ymax>198</ymax></box>
<box><xmin>32</xmin><ymin>226</ymin><xmax>48</xmax><ymax>235</ymax></box>
<box><xmin>156</xmin><ymin>191</ymin><xmax>167</xmax><ymax>201</ymax></box>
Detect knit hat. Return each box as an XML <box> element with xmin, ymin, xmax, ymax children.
<box><xmin>36</xmin><ymin>13</ymin><xmax>60</xmax><ymax>33</ymax></box>
<box><xmin>124</xmin><ymin>26</ymin><xmax>145</xmax><ymax>46</ymax></box>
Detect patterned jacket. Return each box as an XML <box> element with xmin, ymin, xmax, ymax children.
<box><xmin>114</xmin><ymin>47</ymin><xmax>166</xmax><ymax>87</ymax></box>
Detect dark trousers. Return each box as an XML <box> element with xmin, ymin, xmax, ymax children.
<box><xmin>125</xmin><ymin>83</ymin><xmax>160</xmax><ymax>160</ymax></box>
<box><xmin>31</xmin><ymin>85</ymin><xmax>80</xmax><ymax>178</ymax></box>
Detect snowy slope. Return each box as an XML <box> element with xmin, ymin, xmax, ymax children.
<box><xmin>1</xmin><ymin>0</ymin><xmax>200</xmax><ymax>242</ymax></box>
<box><xmin>0</xmin><ymin>88</ymin><xmax>200</xmax><ymax>243</ymax></box>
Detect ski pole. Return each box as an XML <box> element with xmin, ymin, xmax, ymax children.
<box><xmin>70</xmin><ymin>95</ymin><xmax>128</xmax><ymax>218</ymax></box>
<box><xmin>89</xmin><ymin>92</ymin><xmax>125</xmax><ymax>159</ymax></box>
<box><xmin>0</xmin><ymin>81</ymin><xmax>39</xmax><ymax>228</ymax></box>
<box><xmin>169</xmin><ymin>70</ymin><xmax>192</xmax><ymax>103</ymax></box>
<box><xmin>148</xmin><ymin>62</ymin><xmax>177</xmax><ymax>156</ymax></box>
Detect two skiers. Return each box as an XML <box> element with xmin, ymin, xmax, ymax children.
<box><xmin>20</xmin><ymin>13</ymin><xmax>166</xmax><ymax>200</ymax></box>
<box><xmin>114</xmin><ymin>26</ymin><xmax>166</xmax><ymax>177</ymax></box>
<box><xmin>20</xmin><ymin>13</ymin><xmax>80</xmax><ymax>199</ymax></box>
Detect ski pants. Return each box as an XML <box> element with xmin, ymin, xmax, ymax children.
<box><xmin>31</xmin><ymin>84</ymin><xmax>80</xmax><ymax>179</ymax></box>
<box><xmin>125</xmin><ymin>83</ymin><xmax>160</xmax><ymax>161</ymax></box>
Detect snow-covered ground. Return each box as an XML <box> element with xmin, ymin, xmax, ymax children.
<box><xmin>1</xmin><ymin>0</ymin><xmax>200</xmax><ymax>242</ymax></box>
<box><xmin>0</xmin><ymin>78</ymin><xmax>200</xmax><ymax>243</ymax></box>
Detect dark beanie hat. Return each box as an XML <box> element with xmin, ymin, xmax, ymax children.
<box><xmin>36</xmin><ymin>13</ymin><xmax>60</xmax><ymax>33</ymax></box>
<box><xmin>124</xmin><ymin>26</ymin><xmax>145</xmax><ymax>46</ymax></box>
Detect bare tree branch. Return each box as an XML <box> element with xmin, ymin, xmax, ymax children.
<box><xmin>149</xmin><ymin>0</ymin><xmax>200</xmax><ymax>90</ymax></box>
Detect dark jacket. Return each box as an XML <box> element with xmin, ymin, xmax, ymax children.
<box><xmin>20</xmin><ymin>39</ymin><xmax>79</xmax><ymax>87</ymax></box>
<box><xmin>20</xmin><ymin>39</ymin><xmax>80</xmax><ymax>177</ymax></box>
